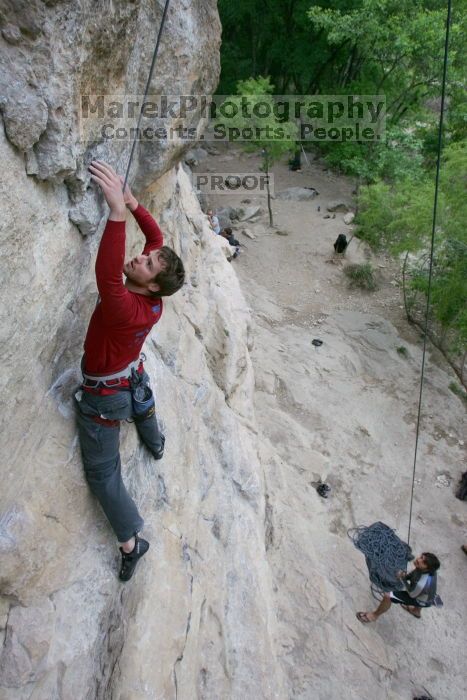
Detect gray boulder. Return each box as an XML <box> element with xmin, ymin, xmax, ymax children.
<box><xmin>241</xmin><ymin>228</ymin><xmax>256</xmax><ymax>240</ymax></box>
<box><xmin>327</xmin><ymin>200</ymin><xmax>351</xmax><ymax>213</ymax></box>
<box><xmin>239</xmin><ymin>205</ymin><xmax>263</xmax><ymax>221</ymax></box>
<box><xmin>275</xmin><ymin>187</ymin><xmax>319</xmax><ymax>201</ymax></box>
<box><xmin>213</xmin><ymin>206</ymin><xmax>246</xmax><ymax>229</ymax></box>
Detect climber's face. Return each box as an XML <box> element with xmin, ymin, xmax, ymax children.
<box><xmin>414</xmin><ymin>555</ymin><xmax>429</xmax><ymax>571</ymax></box>
<box><xmin>123</xmin><ymin>250</ymin><xmax>167</xmax><ymax>293</ymax></box>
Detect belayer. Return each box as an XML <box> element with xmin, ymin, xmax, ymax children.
<box><xmin>356</xmin><ymin>552</ymin><xmax>441</xmax><ymax>623</ymax></box>
<box><xmin>75</xmin><ymin>161</ymin><xmax>185</xmax><ymax>581</ymax></box>
<box><xmin>288</xmin><ymin>147</ymin><xmax>301</xmax><ymax>171</ymax></box>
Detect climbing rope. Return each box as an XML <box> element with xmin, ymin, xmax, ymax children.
<box><xmin>123</xmin><ymin>0</ymin><xmax>171</xmax><ymax>190</ymax></box>
<box><xmin>349</xmin><ymin>1</ymin><xmax>452</xmax><ymax>594</ymax></box>
<box><xmin>407</xmin><ymin>0</ymin><xmax>451</xmax><ymax>546</ymax></box>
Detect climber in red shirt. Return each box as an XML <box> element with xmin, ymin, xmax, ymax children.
<box><xmin>75</xmin><ymin>161</ymin><xmax>185</xmax><ymax>581</ymax></box>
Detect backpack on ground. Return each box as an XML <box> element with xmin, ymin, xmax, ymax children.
<box><xmin>334</xmin><ymin>233</ymin><xmax>348</xmax><ymax>254</ymax></box>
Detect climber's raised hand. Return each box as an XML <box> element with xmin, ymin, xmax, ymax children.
<box><xmin>89</xmin><ymin>161</ymin><xmax>126</xmax><ymax>221</ymax></box>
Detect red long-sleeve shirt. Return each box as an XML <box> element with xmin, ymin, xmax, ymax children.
<box><xmin>83</xmin><ymin>204</ymin><xmax>164</xmax><ymax>375</ymax></box>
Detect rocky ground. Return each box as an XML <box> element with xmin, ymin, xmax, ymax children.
<box><xmin>195</xmin><ymin>145</ymin><xmax>467</xmax><ymax>700</ymax></box>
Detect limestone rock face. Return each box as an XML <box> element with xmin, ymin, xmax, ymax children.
<box><xmin>7</xmin><ymin>3</ymin><xmax>465</xmax><ymax>699</ymax></box>
<box><xmin>0</xmin><ymin>0</ymin><xmax>221</xmax><ymax>232</ymax></box>
<box><xmin>0</xmin><ymin>2</ymin><xmax>288</xmax><ymax>698</ymax></box>
<box><xmin>0</xmin><ymin>129</ymin><xmax>286</xmax><ymax>697</ymax></box>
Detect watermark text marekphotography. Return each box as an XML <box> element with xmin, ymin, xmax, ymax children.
<box><xmin>79</xmin><ymin>94</ymin><xmax>386</xmax><ymax>143</ymax></box>
<box><xmin>194</xmin><ymin>173</ymin><xmax>273</xmax><ymax>195</ymax></box>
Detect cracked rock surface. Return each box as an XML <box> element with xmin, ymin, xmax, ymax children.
<box><xmin>0</xmin><ymin>138</ymin><xmax>284</xmax><ymax>696</ymax></box>
<box><xmin>0</xmin><ymin>2</ymin><xmax>287</xmax><ymax>698</ymax></box>
<box><xmin>2</xmin><ymin>2</ymin><xmax>466</xmax><ymax>700</ymax></box>
<box><xmin>0</xmin><ymin>0</ymin><xmax>220</xmax><ymax>231</ymax></box>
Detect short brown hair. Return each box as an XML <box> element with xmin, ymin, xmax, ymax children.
<box><xmin>152</xmin><ymin>246</ymin><xmax>185</xmax><ymax>297</ymax></box>
<box><xmin>422</xmin><ymin>552</ymin><xmax>440</xmax><ymax>573</ymax></box>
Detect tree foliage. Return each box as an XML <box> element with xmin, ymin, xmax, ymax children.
<box><xmin>218</xmin><ymin>1</ymin><xmax>466</xmax><ymax>116</ymax></box>
<box><xmin>216</xmin><ymin>1</ymin><xmax>467</xmax><ymax>376</ymax></box>
<box><xmin>307</xmin><ymin>1</ymin><xmax>460</xmax><ymax>121</ymax></box>
<box><xmin>218</xmin><ymin>1</ymin><xmax>466</xmax><ymax>181</ymax></box>
<box><xmin>305</xmin><ymin>0</ymin><xmax>466</xmax><ymax>180</ymax></box>
<box><xmin>217</xmin><ymin>76</ymin><xmax>298</xmax><ymax>225</ymax></box>
<box><xmin>356</xmin><ymin>140</ymin><xmax>467</xmax><ymax>371</ymax></box>
<box><xmin>217</xmin><ymin>0</ymin><xmax>337</xmax><ymax>94</ymax></box>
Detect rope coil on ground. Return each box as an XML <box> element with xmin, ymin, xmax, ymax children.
<box><xmin>348</xmin><ymin>522</ymin><xmax>413</xmax><ymax>598</ymax></box>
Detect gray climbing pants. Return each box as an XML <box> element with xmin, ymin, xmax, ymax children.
<box><xmin>75</xmin><ymin>371</ymin><xmax>162</xmax><ymax>542</ymax></box>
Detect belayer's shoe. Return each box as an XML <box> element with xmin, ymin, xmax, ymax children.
<box><xmin>119</xmin><ymin>533</ymin><xmax>150</xmax><ymax>582</ymax></box>
<box><xmin>153</xmin><ymin>434</ymin><xmax>165</xmax><ymax>460</ymax></box>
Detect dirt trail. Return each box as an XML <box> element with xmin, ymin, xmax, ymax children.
<box><xmin>200</xmin><ymin>146</ymin><xmax>402</xmax><ymax>319</ymax></box>
<box><xmin>194</xmin><ymin>146</ymin><xmax>466</xmax><ymax>700</ymax></box>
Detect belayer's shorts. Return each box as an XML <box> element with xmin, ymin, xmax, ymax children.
<box><xmin>389</xmin><ymin>591</ymin><xmax>430</xmax><ymax>608</ymax></box>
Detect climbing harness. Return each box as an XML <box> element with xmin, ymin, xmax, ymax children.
<box><xmin>81</xmin><ymin>356</ymin><xmax>143</xmax><ymax>388</ymax></box>
<box><xmin>349</xmin><ymin>0</ymin><xmax>452</xmax><ymax>594</ymax></box>
<box><xmin>129</xmin><ymin>368</ymin><xmax>156</xmax><ymax>421</ymax></box>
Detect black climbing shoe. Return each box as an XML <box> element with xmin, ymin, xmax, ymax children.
<box><xmin>119</xmin><ymin>534</ymin><xmax>150</xmax><ymax>582</ymax></box>
<box><xmin>153</xmin><ymin>434</ymin><xmax>165</xmax><ymax>460</ymax></box>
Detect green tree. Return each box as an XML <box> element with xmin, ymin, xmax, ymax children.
<box><xmin>217</xmin><ymin>1</ymin><xmax>466</xmax><ymax>187</ymax></box>
<box><xmin>305</xmin><ymin>0</ymin><xmax>466</xmax><ymax>183</ymax></box>
<box><xmin>356</xmin><ymin>140</ymin><xmax>467</xmax><ymax>381</ymax></box>
<box><xmin>217</xmin><ymin>0</ymin><xmax>347</xmax><ymax>94</ymax></box>
<box><xmin>216</xmin><ymin>76</ymin><xmax>298</xmax><ymax>226</ymax></box>
<box><xmin>218</xmin><ymin>1</ymin><xmax>466</xmax><ymax>110</ymax></box>
<box><xmin>308</xmin><ymin>1</ymin><xmax>453</xmax><ymax>119</ymax></box>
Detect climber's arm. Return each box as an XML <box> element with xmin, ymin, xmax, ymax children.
<box><xmin>121</xmin><ymin>177</ymin><xmax>164</xmax><ymax>251</ymax></box>
<box><xmin>90</xmin><ymin>161</ymin><xmax>134</xmax><ymax>323</ymax></box>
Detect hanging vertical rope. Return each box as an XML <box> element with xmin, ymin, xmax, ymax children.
<box><xmin>349</xmin><ymin>3</ymin><xmax>453</xmax><ymax>596</ymax></box>
<box><xmin>407</xmin><ymin>0</ymin><xmax>452</xmax><ymax>546</ymax></box>
<box><xmin>123</xmin><ymin>0</ymin><xmax>172</xmax><ymax>191</ymax></box>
